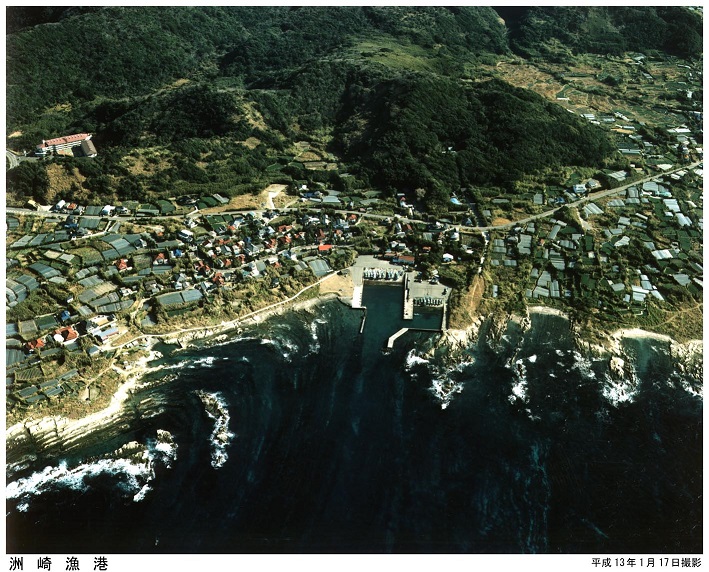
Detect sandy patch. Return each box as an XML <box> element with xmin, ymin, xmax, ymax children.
<box><xmin>528</xmin><ymin>305</ymin><xmax>569</xmax><ymax>319</ymax></box>
<box><xmin>318</xmin><ymin>272</ymin><xmax>354</xmax><ymax>298</ymax></box>
<box><xmin>612</xmin><ymin>328</ymin><xmax>673</xmax><ymax>343</ymax></box>
<box><xmin>169</xmin><ymin>78</ymin><xmax>190</xmax><ymax>88</ymax></box>
<box><xmin>264</xmin><ymin>184</ymin><xmax>288</xmax><ymax>209</ymax></box>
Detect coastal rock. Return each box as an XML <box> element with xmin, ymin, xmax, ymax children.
<box><xmin>670</xmin><ymin>339</ymin><xmax>703</xmax><ymax>380</ymax></box>
<box><xmin>195</xmin><ymin>390</ymin><xmax>234</xmax><ymax>469</ymax></box>
<box><xmin>609</xmin><ymin>356</ymin><xmax>626</xmax><ymax>379</ymax></box>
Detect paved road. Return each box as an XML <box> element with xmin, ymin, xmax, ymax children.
<box><xmin>8</xmin><ymin>161</ymin><xmax>699</xmax><ymax>234</ymax></box>
<box><xmin>458</xmin><ymin>161</ymin><xmax>702</xmax><ymax>233</ymax></box>
<box><xmin>6</xmin><ymin>150</ymin><xmax>20</xmax><ymax>170</ymax></box>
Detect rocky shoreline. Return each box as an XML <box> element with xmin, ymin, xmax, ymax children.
<box><xmin>6</xmin><ymin>292</ymin><xmax>342</xmax><ymax>469</ymax></box>
<box><xmin>437</xmin><ymin>304</ymin><xmax>703</xmax><ymax>402</ymax></box>
<box><xmin>6</xmin><ymin>295</ymin><xmax>702</xmax><ymax>471</ymax></box>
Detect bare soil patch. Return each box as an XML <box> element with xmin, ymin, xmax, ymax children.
<box><xmin>493</xmin><ymin>62</ymin><xmax>565</xmax><ymax>100</ymax></box>
<box><xmin>122</xmin><ymin>150</ymin><xmax>171</xmax><ymax>177</ymax></box>
<box><xmin>319</xmin><ymin>273</ymin><xmax>354</xmax><ymax>298</ymax></box>
<box><xmin>448</xmin><ymin>274</ymin><xmax>485</xmax><ymax>330</ymax></box>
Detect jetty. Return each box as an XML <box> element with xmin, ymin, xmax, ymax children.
<box><xmin>403</xmin><ymin>274</ymin><xmax>414</xmax><ymax>320</ymax></box>
<box><xmin>351</xmin><ymin>284</ymin><xmax>364</xmax><ymax>309</ymax></box>
<box><xmin>386</xmin><ymin>328</ymin><xmax>409</xmax><ymax>349</ymax></box>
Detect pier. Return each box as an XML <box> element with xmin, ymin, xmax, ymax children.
<box><xmin>403</xmin><ymin>274</ymin><xmax>414</xmax><ymax>320</ymax></box>
<box><xmin>351</xmin><ymin>284</ymin><xmax>364</xmax><ymax>309</ymax></box>
<box><xmin>386</xmin><ymin>328</ymin><xmax>409</xmax><ymax>349</ymax></box>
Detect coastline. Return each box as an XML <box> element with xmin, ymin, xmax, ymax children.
<box><xmin>6</xmin><ymin>274</ymin><xmax>351</xmax><ymax>463</ymax></box>
<box><xmin>527</xmin><ymin>305</ymin><xmax>569</xmax><ymax>319</ymax></box>
<box><xmin>7</xmin><ymin>276</ymin><xmax>702</xmax><ymax>464</ymax></box>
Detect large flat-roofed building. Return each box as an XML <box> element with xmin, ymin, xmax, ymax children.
<box><xmin>36</xmin><ymin>133</ymin><xmax>95</xmax><ymax>156</ymax></box>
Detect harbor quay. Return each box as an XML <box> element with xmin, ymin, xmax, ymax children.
<box><xmin>349</xmin><ymin>255</ymin><xmax>452</xmax><ymax>348</ymax></box>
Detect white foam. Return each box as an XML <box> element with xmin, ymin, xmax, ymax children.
<box><xmin>133</xmin><ymin>484</ymin><xmax>152</xmax><ymax>502</ymax></box>
<box><xmin>428</xmin><ymin>377</ymin><xmax>464</xmax><ymax>410</ymax></box>
<box><xmin>528</xmin><ymin>355</ymin><xmax>537</xmax><ymax>363</ymax></box>
<box><xmin>601</xmin><ymin>372</ymin><xmax>638</xmax><ymax>407</ymax></box>
<box><xmin>509</xmin><ymin>360</ymin><xmax>529</xmax><ymax>404</ymax></box>
<box><xmin>405</xmin><ymin>349</ymin><xmax>430</xmax><ymax>370</ymax></box>
<box><xmin>191</xmin><ymin>356</ymin><xmax>217</xmax><ymax>368</ymax></box>
<box><xmin>678</xmin><ymin>377</ymin><xmax>703</xmax><ymax>398</ymax></box>
<box><xmin>417</xmin><ymin>352</ymin><xmax>474</xmax><ymax>409</ymax></box>
<box><xmin>571</xmin><ymin>351</ymin><xmax>597</xmax><ymax>379</ymax></box>
<box><xmin>7</xmin><ymin>429</ymin><xmax>178</xmax><ymax>511</ymax></box>
<box><xmin>162</xmin><ymin>359</ymin><xmax>192</xmax><ymax>371</ymax></box>
<box><xmin>307</xmin><ymin>322</ymin><xmax>321</xmax><ymax>353</ymax></box>
<box><xmin>260</xmin><ymin>337</ymin><xmax>298</xmax><ymax>361</ymax></box>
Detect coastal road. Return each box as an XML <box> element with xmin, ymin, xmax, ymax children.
<box><xmin>106</xmin><ymin>271</ymin><xmax>342</xmax><ymax>352</ymax></box>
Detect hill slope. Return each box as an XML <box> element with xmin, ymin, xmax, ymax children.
<box><xmin>6</xmin><ymin>6</ymin><xmax>698</xmax><ymax>209</ymax></box>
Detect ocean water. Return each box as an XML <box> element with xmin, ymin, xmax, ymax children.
<box><xmin>6</xmin><ymin>291</ymin><xmax>702</xmax><ymax>554</ymax></box>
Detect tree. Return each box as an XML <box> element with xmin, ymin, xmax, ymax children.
<box><xmin>7</xmin><ymin>162</ymin><xmax>49</xmax><ymax>202</ymax></box>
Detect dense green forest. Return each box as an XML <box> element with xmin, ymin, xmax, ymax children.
<box><xmin>497</xmin><ymin>6</ymin><xmax>702</xmax><ymax>61</ymax></box>
<box><xmin>5</xmin><ymin>6</ymin><xmax>700</xmax><ymax>211</ymax></box>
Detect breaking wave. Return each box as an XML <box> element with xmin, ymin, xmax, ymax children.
<box><xmin>6</xmin><ymin>430</ymin><xmax>177</xmax><ymax>511</ymax></box>
<box><xmin>404</xmin><ymin>349</ymin><xmax>430</xmax><ymax>371</ymax></box>
<box><xmin>260</xmin><ymin>337</ymin><xmax>299</xmax><ymax>362</ymax></box>
<box><xmin>307</xmin><ymin>321</ymin><xmax>321</xmax><ymax>353</ymax></box>
<box><xmin>509</xmin><ymin>359</ymin><xmax>529</xmax><ymax>405</ymax></box>
<box><xmin>601</xmin><ymin>371</ymin><xmax>639</xmax><ymax>407</ymax></box>
<box><xmin>410</xmin><ymin>353</ymin><xmax>474</xmax><ymax>410</ymax></box>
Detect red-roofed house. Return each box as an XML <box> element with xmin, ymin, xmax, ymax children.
<box><xmin>53</xmin><ymin>326</ymin><xmax>79</xmax><ymax>345</ymax></box>
<box><xmin>318</xmin><ymin>244</ymin><xmax>334</xmax><ymax>253</ymax></box>
<box><xmin>116</xmin><ymin>259</ymin><xmax>129</xmax><ymax>272</ymax></box>
<box><xmin>25</xmin><ymin>338</ymin><xmax>45</xmax><ymax>353</ymax></box>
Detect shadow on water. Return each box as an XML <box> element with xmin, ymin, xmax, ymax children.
<box><xmin>6</xmin><ymin>298</ymin><xmax>703</xmax><ymax>554</ymax></box>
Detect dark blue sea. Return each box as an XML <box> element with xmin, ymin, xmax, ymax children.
<box><xmin>6</xmin><ymin>285</ymin><xmax>703</xmax><ymax>554</ymax></box>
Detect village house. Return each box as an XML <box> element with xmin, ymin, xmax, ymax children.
<box><xmin>53</xmin><ymin>326</ymin><xmax>79</xmax><ymax>345</ymax></box>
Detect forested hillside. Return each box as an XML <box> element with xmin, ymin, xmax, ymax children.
<box><xmin>497</xmin><ymin>6</ymin><xmax>702</xmax><ymax>61</ymax></box>
<box><xmin>6</xmin><ymin>6</ymin><xmax>699</xmax><ymax>211</ymax></box>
